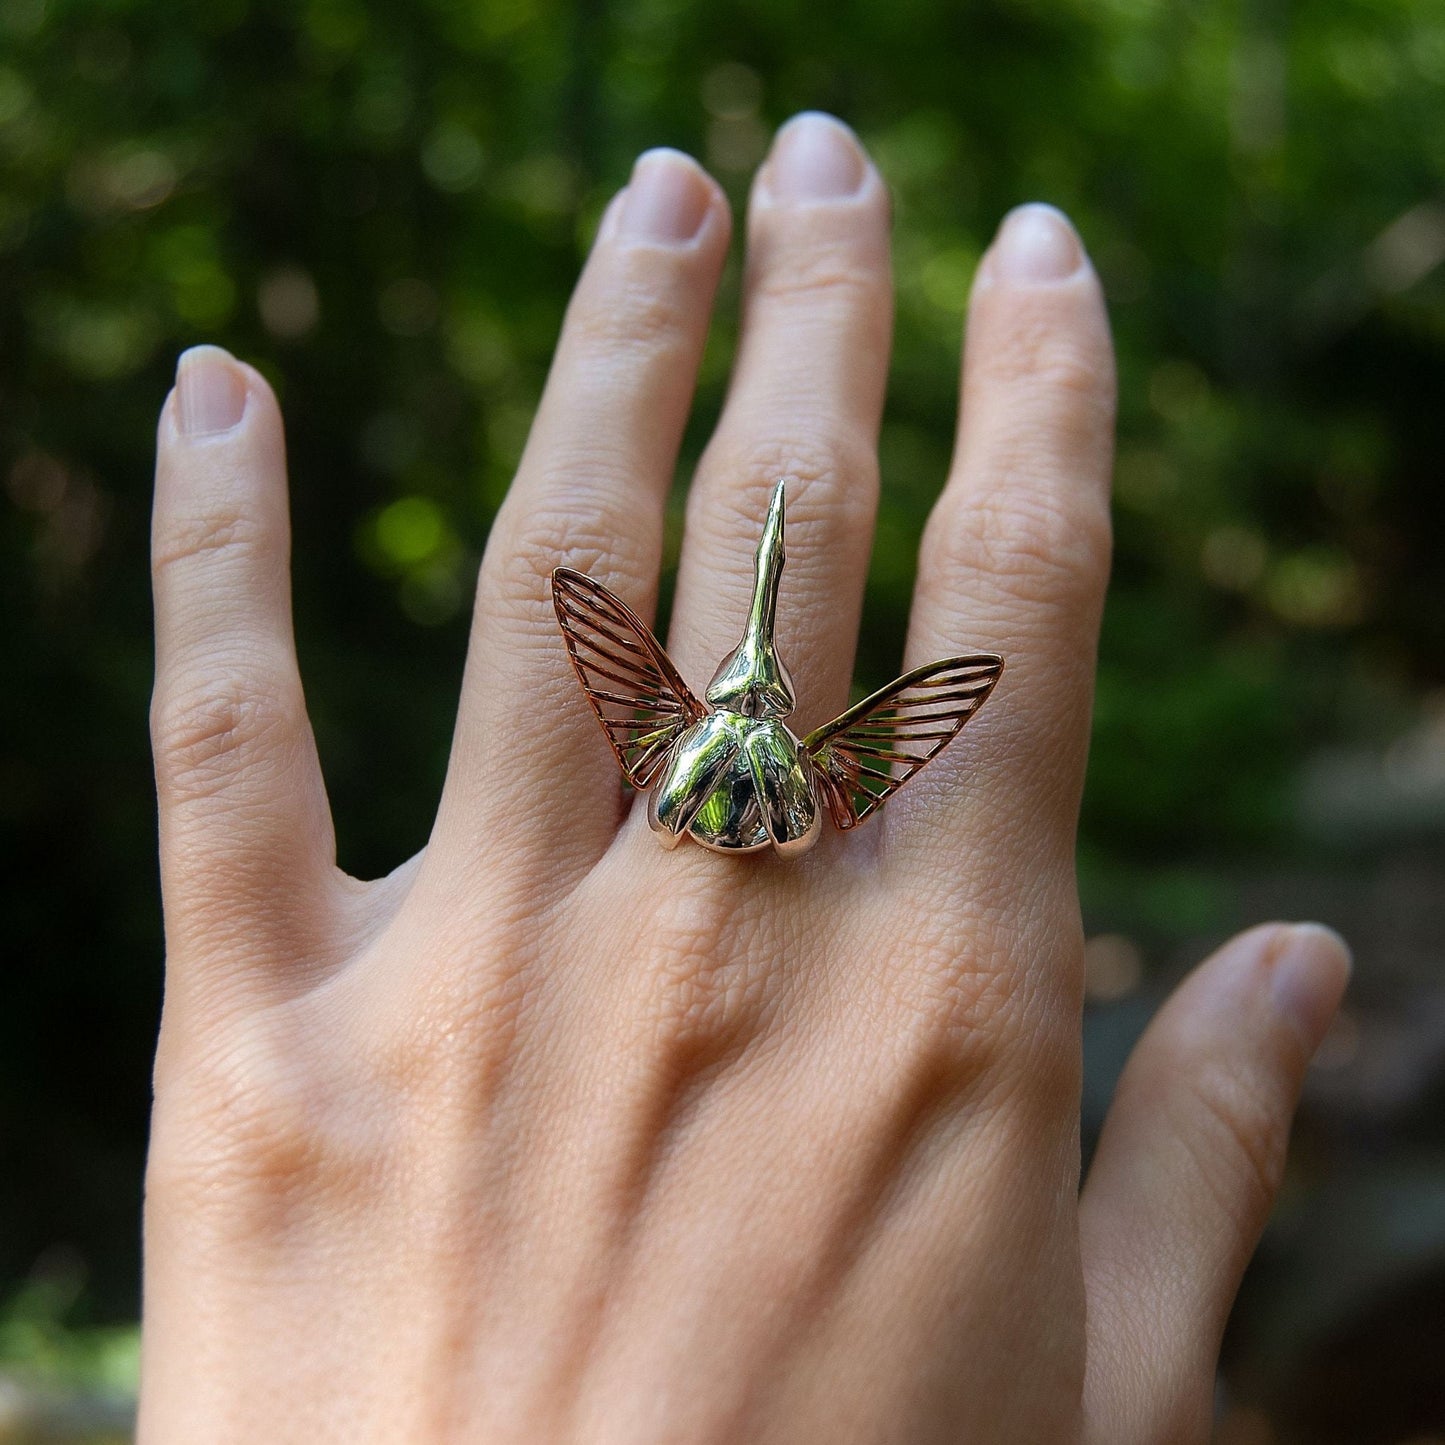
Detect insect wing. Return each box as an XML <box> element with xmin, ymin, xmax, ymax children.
<box><xmin>551</xmin><ymin>567</ymin><xmax>704</xmax><ymax>788</ymax></box>
<box><xmin>802</xmin><ymin>655</ymin><xmax>1004</xmax><ymax>829</ymax></box>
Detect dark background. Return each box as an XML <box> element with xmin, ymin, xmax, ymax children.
<box><xmin>2</xmin><ymin>0</ymin><xmax>1443</xmax><ymax>1439</ymax></box>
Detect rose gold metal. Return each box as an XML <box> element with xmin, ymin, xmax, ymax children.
<box><xmin>551</xmin><ymin>567</ymin><xmax>705</xmax><ymax>787</ymax></box>
<box><xmin>802</xmin><ymin>656</ymin><xmax>1004</xmax><ymax>831</ymax></box>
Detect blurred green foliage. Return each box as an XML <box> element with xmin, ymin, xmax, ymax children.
<box><xmin>2</xmin><ymin>0</ymin><xmax>1443</xmax><ymax>1357</ymax></box>
<box><xmin>0</xmin><ymin>1267</ymin><xmax>138</xmax><ymax>1395</ymax></box>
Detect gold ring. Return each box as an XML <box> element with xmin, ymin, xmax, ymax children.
<box><xmin>552</xmin><ymin>479</ymin><xmax>1004</xmax><ymax>857</ymax></box>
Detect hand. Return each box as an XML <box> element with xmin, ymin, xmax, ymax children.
<box><xmin>141</xmin><ymin>113</ymin><xmax>1349</xmax><ymax>1443</ymax></box>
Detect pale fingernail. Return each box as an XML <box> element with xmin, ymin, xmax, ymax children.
<box><xmin>618</xmin><ymin>149</ymin><xmax>712</xmax><ymax>244</ymax></box>
<box><xmin>984</xmin><ymin>203</ymin><xmax>1084</xmax><ymax>285</ymax></box>
<box><xmin>176</xmin><ymin>345</ymin><xmax>246</xmax><ymax>437</ymax></box>
<box><xmin>1268</xmin><ymin>923</ymin><xmax>1353</xmax><ymax>1050</ymax></box>
<box><xmin>766</xmin><ymin>112</ymin><xmax>866</xmax><ymax>202</ymax></box>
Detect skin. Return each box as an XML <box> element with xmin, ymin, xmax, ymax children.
<box><xmin>142</xmin><ymin>114</ymin><xmax>1351</xmax><ymax>1444</ymax></box>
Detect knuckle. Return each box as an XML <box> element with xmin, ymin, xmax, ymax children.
<box><xmin>747</xmin><ymin>192</ymin><xmax>890</xmax><ymax>311</ymax></box>
<box><xmin>494</xmin><ymin>494</ymin><xmax>658</xmax><ymax>617</ymax></box>
<box><xmin>637</xmin><ymin>883</ymin><xmax>781</xmax><ymax>1067</ymax></box>
<box><xmin>367</xmin><ymin>916</ymin><xmax>544</xmax><ymax>1115</ymax></box>
<box><xmin>570</xmin><ymin>263</ymin><xmax>698</xmax><ymax>358</ymax></box>
<box><xmin>890</xmin><ymin>919</ymin><xmax>1032</xmax><ymax>1087</ymax></box>
<box><xmin>923</xmin><ymin>483</ymin><xmax>1111</xmax><ymax>611</ymax></box>
<box><xmin>750</xmin><ymin>244</ymin><xmax>888</xmax><ymax>313</ymax></box>
<box><xmin>152</xmin><ymin>666</ymin><xmax>300</xmax><ymax>803</ymax></box>
<box><xmin>153</xmin><ymin>504</ymin><xmax>270</xmax><ymax>577</ymax></box>
<box><xmin>1178</xmin><ymin>1058</ymin><xmax>1289</xmax><ymax>1234</ymax></box>
<box><xmin>148</xmin><ymin>1038</ymin><xmax>352</xmax><ymax>1222</ymax></box>
<box><xmin>695</xmin><ymin>431</ymin><xmax>878</xmax><ymax>557</ymax></box>
<box><xmin>970</xmin><ymin>309</ymin><xmax>1116</xmax><ymax>419</ymax></box>
<box><xmin>987</xmin><ymin>484</ymin><xmax>1111</xmax><ymax>584</ymax></box>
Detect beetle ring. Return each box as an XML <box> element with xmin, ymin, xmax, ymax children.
<box><xmin>551</xmin><ymin>479</ymin><xmax>1004</xmax><ymax>857</ymax></box>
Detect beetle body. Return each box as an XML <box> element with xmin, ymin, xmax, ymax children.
<box><xmin>643</xmin><ymin>485</ymin><xmax>820</xmax><ymax>856</ymax></box>
<box><xmin>648</xmin><ymin>711</ymin><xmax>821</xmax><ymax>856</ymax></box>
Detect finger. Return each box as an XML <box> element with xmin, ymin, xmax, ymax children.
<box><xmin>1079</xmin><ymin>923</ymin><xmax>1351</xmax><ymax>1445</ymax></box>
<box><xmin>151</xmin><ymin>346</ymin><xmax>339</xmax><ymax>968</ymax></box>
<box><xmin>434</xmin><ymin>150</ymin><xmax>730</xmax><ymax>875</ymax></box>
<box><xmin>667</xmin><ymin>112</ymin><xmax>892</xmax><ymax>734</ymax></box>
<box><xmin>894</xmin><ymin>206</ymin><xmax>1114</xmax><ymax>870</ymax></box>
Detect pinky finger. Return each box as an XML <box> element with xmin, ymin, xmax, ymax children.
<box><xmin>1078</xmin><ymin>923</ymin><xmax>1351</xmax><ymax>1445</ymax></box>
<box><xmin>151</xmin><ymin>347</ymin><xmax>339</xmax><ymax>984</ymax></box>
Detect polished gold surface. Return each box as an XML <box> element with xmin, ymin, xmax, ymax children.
<box><xmin>551</xmin><ymin>479</ymin><xmax>1004</xmax><ymax>856</ymax></box>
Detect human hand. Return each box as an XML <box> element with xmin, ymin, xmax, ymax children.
<box><xmin>141</xmin><ymin>113</ymin><xmax>1350</xmax><ymax>1443</ymax></box>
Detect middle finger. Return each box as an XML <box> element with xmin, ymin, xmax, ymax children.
<box><xmin>667</xmin><ymin>113</ymin><xmax>893</xmax><ymax>738</ymax></box>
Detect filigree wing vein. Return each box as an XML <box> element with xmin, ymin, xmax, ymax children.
<box><xmin>551</xmin><ymin>567</ymin><xmax>704</xmax><ymax>788</ymax></box>
<box><xmin>802</xmin><ymin>655</ymin><xmax>1004</xmax><ymax>829</ymax></box>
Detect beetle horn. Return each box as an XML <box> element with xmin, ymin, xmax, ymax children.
<box><xmin>704</xmin><ymin>478</ymin><xmax>797</xmax><ymax>719</ymax></box>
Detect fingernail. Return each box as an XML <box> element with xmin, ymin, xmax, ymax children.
<box><xmin>618</xmin><ymin>149</ymin><xmax>713</xmax><ymax>244</ymax></box>
<box><xmin>176</xmin><ymin>345</ymin><xmax>246</xmax><ymax>436</ymax></box>
<box><xmin>984</xmin><ymin>204</ymin><xmax>1084</xmax><ymax>285</ymax></box>
<box><xmin>765</xmin><ymin>112</ymin><xmax>867</xmax><ymax>202</ymax></box>
<box><xmin>1268</xmin><ymin>923</ymin><xmax>1353</xmax><ymax>1050</ymax></box>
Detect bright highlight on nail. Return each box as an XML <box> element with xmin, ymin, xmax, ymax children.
<box><xmin>986</xmin><ymin>204</ymin><xmax>1084</xmax><ymax>284</ymax></box>
<box><xmin>618</xmin><ymin>149</ymin><xmax>712</xmax><ymax>244</ymax></box>
<box><xmin>766</xmin><ymin>112</ymin><xmax>866</xmax><ymax>202</ymax></box>
<box><xmin>175</xmin><ymin>345</ymin><xmax>246</xmax><ymax>437</ymax></box>
<box><xmin>1267</xmin><ymin>922</ymin><xmax>1353</xmax><ymax>1050</ymax></box>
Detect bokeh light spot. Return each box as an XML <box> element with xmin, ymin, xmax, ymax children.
<box><xmin>701</xmin><ymin>61</ymin><xmax>762</xmax><ymax>119</ymax></box>
<box><xmin>422</xmin><ymin>122</ymin><xmax>484</xmax><ymax>192</ymax></box>
<box><xmin>0</xmin><ymin>67</ymin><xmax>32</xmax><ymax>126</ymax></box>
<box><xmin>920</xmin><ymin>247</ymin><xmax>977</xmax><ymax>314</ymax></box>
<box><xmin>445</xmin><ymin>308</ymin><xmax>512</xmax><ymax>385</ymax></box>
<box><xmin>1265</xmin><ymin>548</ymin><xmax>1365</xmax><ymax>629</ymax></box>
<box><xmin>1149</xmin><ymin>359</ymin><xmax>1210</xmax><ymax>423</ymax></box>
<box><xmin>33</xmin><ymin>296</ymin><xmax>159</xmax><ymax>379</ymax></box>
<box><xmin>1201</xmin><ymin>526</ymin><xmax>1268</xmax><ymax>592</ymax></box>
<box><xmin>1114</xmin><ymin>446</ymin><xmax>1180</xmax><ymax>512</ymax></box>
<box><xmin>0</xmin><ymin>0</ymin><xmax>46</xmax><ymax>38</ymax></box>
<box><xmin>375</xmin><ymin>496</ymin><xmax>446</xmax><ymax>568</ymax></box>
<box><xmin>305</xmin><ymin>0</ymin><xmax>369</xmax><ymax>52</ymax></box>
<box><xmin>1084</xmin><ymin>933</ymin><xmax>1143</xmax><ymax>1002</ymax></box>
<box><xmin>354</xmin><ymin>69</ymin><xmax>411</xmax><ymax>139</ymax></box>
<box><xmin>258</xmin><ymin>266</ymin><xmax>321</xmax><ymax>340</ymax></box>
<box><xmin>706</xmin><ymin>114</ymin><xmax>768</xmax><ymax>174</ymax></box>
